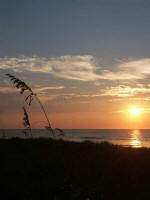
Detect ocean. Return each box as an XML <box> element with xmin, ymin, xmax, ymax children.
<box><xmin>1</xmin><ymin>129</ymin><xmax>150</xmax><ymax>148</ymax></box>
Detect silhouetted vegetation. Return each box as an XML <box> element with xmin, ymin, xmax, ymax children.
<box><xmin>5</xmin><ymin>74</ymin><xmax>64</xmax><ymax>138</ymax></box>
<box><xmin>1</xmin><ymin>138</ymin><xmax>150</xmax><ymax>200</ymax></box>
<box><xmin>5</xmin><ymin>74</ymin><xmax>54</xmax><ymax>136</ymax></box>
<box><xmin>22</xmin><ymin>106</ymin><xmax>32</xmax><ymax>137</ymax></box>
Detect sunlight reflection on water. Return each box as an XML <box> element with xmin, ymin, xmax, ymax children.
<box><xmin>4</xmin><ymin>129</ymin><xmax>150</xmax><ymax>148</ymax></box>
<box><xmin>130</xmin><ymin>130</ymin><xmax>142</xmax><ymax>148</ymax></box>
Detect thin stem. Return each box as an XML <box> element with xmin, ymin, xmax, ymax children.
<box><xmin>35</xmin><ymin>95</ymin><xmax>55</xmax><ymax>137</ymax></box>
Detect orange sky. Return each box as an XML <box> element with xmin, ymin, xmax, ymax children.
<box><xmin>1</xmin><ymin>80</ymin><xmax>150</xmax><ymax>130</ymax></box>
<box><xmin>1</xmin><ymin>102</ymin><xmax>150</xmax><ymax>129</ymax></box>
<box><xmin>1</xmin><ymin>1</ymin><xmax>150</xmax><ymax>129</ymax></box>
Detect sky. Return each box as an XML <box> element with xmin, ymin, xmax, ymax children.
<box><xmin>1</xmin><ymin>0</ymin><xmax>150</xmax><ymax>129</ymax></box>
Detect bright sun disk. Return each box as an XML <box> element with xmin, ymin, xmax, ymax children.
<box><xmin>130</xmin><ymin>108</ymin><xmax>140</xmax><ymax>116</ymax></box>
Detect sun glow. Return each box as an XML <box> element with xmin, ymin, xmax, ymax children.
<box><xmin>130</xmin><ymin>108</ymin><xmax>140</xmax><ymax>116</ymax></box>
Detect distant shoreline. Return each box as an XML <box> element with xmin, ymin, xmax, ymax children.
<box><xmin>2</xmin><ymin>129</ymin><xmax>150</xmax><ymax>148</ymax></box>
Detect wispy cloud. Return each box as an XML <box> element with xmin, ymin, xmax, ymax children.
<box><xmin>100</xmin><ymin>85</ymin><xmax>150</xmax><ymax>97</ymax></box>
<box><xmin>0</xmin><ymin>86</ymin><xmax>17</xmax><ymax>93</ymax></box>
<box><xmin>34</xmin><ymin>86</ymin><xmax>65</xmax><ymax>93</ymax></box>
<box><xmin>0</xmin><ymin>85</ymin><xmax>65</xmax><ymax>94</ymax></box>
<box><xmin>118</xmin><ymin>107</ymin><xmax>150</xmax><ymax>114</ymax></box>
<box><xmin>1</xmin><ymin>56</ymin><xmax>150</xmax><ymax>82</ymax></box>
<box><xmin>0</xmin><ymin>55</ymin><xmax>100</xmax><ymax>81</ymax></box>
<box><xmin>98</xmin><ymin>58</ymin><xmax>150</xmax><ymax>80</ymax></box>
<box><xmin>37</xmin><ymin>92</ymin><xmax>103</xmax><ymax>102</ymax></box>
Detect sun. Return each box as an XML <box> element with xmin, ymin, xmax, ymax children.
<box><xmin>130</xmin><ymin>108</ymin><xmax>140</xmax><ymax>116</ymax></box>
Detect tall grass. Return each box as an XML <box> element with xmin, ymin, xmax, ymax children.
<box><xmin>22</xmin><ymin>106</ymin><xmax>32</xmax><ymax>137</ymax></box>
<box><xmin>6</xmin><ymin>74</ymin><xmax>55</xmax><ymax>137</ymax></box>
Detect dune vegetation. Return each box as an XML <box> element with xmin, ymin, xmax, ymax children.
<box><xmin>5</xmin><ymin>74</ymin><xmax>64</xmax><ymax>137</ymax></box>
<box><xmin>1</xmin><ymin>138</ymin><xmax>150</xmax><ymax>200</ymax></box>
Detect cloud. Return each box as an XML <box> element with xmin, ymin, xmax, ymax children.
<box><xmin>116</xmin><ymin>58</ymin><xmax>150</xmax><ymax>79</ymax></box>
<box><xmin>0</xmin><ymin>55</ymin><xmax>100</xmax><ymax>81</ymax></box>
<box><xmin>0</xmin><ymin>85</ymin><xmax>65</xmax><ymax>94</ymax></box>
<box><xmin>34</xmin><ymin>86</ymin><xmax>65</xmax><ymax>93</ymax></box>
<box><xmin>38</xmin><ymin>92</ymin><xmax>104</xmax><ymax>102</ymax></box>
<box><xmin>118</xmin><ymin>58</ymin><xmax>150</xmax><ymax>75</ymax></box>
<box><xmin>118</xmin><ymin>107</ymin><xmax>150</xmax><ymax>114</ymax></box>
<box><xmin>0</xmin><ymin>86</ymin><xmax>17</xmax><ymax>93</ymax></box>
<box><xmin>100</xmin><ymin>85</ymin><xmax>150</xmax><ymax>97</ymax></box>
<box><xmin>1</xmin><ymin>56</ymin><xmax>150</xmax><ymax>82</ymax></box>
<box><xmin>98</xmin><ymin>58</ymin><xmax>150</xmax><ymax>80</ymax></box>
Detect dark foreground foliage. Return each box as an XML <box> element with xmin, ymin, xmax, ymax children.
<box><xmin>1</xmin><ymin>138</ymin><xmax>150</xmax><ymax>200</ymax></box>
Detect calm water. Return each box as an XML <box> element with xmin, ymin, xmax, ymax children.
<box><xmin>1</xmin><ymin>129</ymin><xmax>150</xmax><ymax>148</ymax></box>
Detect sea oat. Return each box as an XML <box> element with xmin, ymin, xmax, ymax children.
<box><xmin>6</xmin><ymin>74</ymin><xmax>54</xmax><ymax>137</ymax></box>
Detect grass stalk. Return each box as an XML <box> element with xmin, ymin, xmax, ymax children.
<box><xmin>6</xmin><ymin>74</ymin><xmax>55</xmax><ymax>137</ymax></box>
